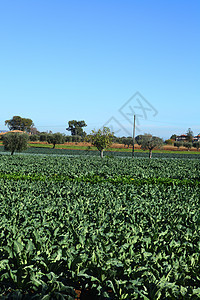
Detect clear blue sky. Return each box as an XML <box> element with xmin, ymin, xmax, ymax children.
<box><xmin>0</xmin><ymin>0</ymin><xmax>199</xmax><ymax>139</ymax></box>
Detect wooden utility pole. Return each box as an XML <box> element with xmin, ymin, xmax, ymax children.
<box><xmin>132</xmin><ymin>115</ymin><xmax>136</xmax><ymax>158</ymax></box>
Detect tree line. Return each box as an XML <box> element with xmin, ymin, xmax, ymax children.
<box><xmin>1</xmin><ymin>116</ymin><xmax>199</xmax><ymax>157</ymax></box>
<box><xmin>166</xmin><ymin>128</ymin><xmax>200</xmax><ymax>151</ymax></box>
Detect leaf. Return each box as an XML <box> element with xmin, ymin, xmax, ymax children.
<box><xmin>26</xmin><ymin>239</ymin><xmax>35</xmax><ymax>252</ymax></box>
<box><xmin>193</xmin><ymin>288</ymin><xmax>200</xmax><ymax>296</ymax></box>
<box><xmin>13</xmin><ymin>240</ymin><xmax>24</xmax><ymax>254</ymax></box>
<box><xmin>41</xmin><ymin>295</ymin><xmax>51</xmax><ymax>300</ymax></box>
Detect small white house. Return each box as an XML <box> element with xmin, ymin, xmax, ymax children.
<box><xmin>193</xmin><ymin>135</ymin><xmax>200</xmax><ymax>142</ymax></box>
<box><xmin>175</xmin><ymin>134</ymin><xmax>187</xmax><ymax>141</ymax></box>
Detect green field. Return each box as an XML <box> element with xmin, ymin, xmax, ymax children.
<box><xmin>26</xmin><ymin>143</ymin><xmax>200</xmax><ymax>155</ymax></box>
<box><xmin>0</xmin><ymin>145</ymin><xmax>200</xmax><ymax>159</ymax></box>
<box><xmin>1</xmin><ymin>141</ymin><xmax>200</xmax><ymax>155</ymax></box>
<box><xmin>0</xmin><ymin>154</ymin><xmax>200</xmax><ymax>299</ymax></box>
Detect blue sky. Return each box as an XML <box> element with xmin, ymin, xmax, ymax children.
<box><xmin>0</xmin><ymin>0</ymin><xmax>199</xmax><ymax>139</ymax></box>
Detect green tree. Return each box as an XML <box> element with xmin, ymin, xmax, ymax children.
<box><xmin>185</xmin><ymin>142</ymin><xmax>193</xmax><ymax>151</ymax></box>
<box><xmin>65</xmin><ymin>135</ymin><xmax>73</xmax><ymax>143</ymax></box>
<box><xmin>39</xmin><ymin>133</ymin><xmax>48</xmax><ymax>142</ymax></box>
<box><xmin>170</xmin><ymin>134</ymin><xmax>177</xmax><ymax>140</ymax></box>
<box><xmin>47</xmin><ymin>133</ymin><xmax>65</xmax><ymax>148</ymax></box>
<box><xmin>186</xmin><ymin>128</ymin><xmax>194</xmax><ymax>142</ymax></box>
<box><xmin>123</xmin><ymin>137</ymin><xmax>133</xmax><ymax>148</ymax></box>
<box><xmin>2</xmin><ymin>132</ymin><xmax>29</xmax><ymax>155</ymax></box>
<box><xmin>193</xmin><ymin>141</ymin><xmax>200</xmax><ymax>151</ymax></box>
<box><xmin>135</xmin><ymin>135</ymin><xmax>144</xmax><ymax>145</ymax></box>
<box><xmin>165</xmin><ymin>139</ymin><xmax>174</xmax><ymax>145</ymax></box>
<box><xmin>86</xmin><ymin>127</ymin><xmax>114</xmax><ymax>158</ymax></box>
<box><xmin>5</xmin><ymin>116</ymin><xmax>34</xmax><ymax>133</ymax></box>
<box><xmin>66</xmin><ymin>120</ymin><xmax>87</xmax><ymax>136</ymax></box>
<box><xmin>122</xmin><ymin>137</ymin><xmax>127</xmax><ymax>148</ymax></box>
<box><xmin>174</xmin><ymin>141</ymin><xmax>183</xmax><ymax>149</ymax></box>
<box><xmin>139</xmin><ymin>134</ymin><xmax>163</xmax><ymax>158</ymax></box>
<box><xmin>72</xmin><ymin>135</ymin><xmax>82</xmax><ymax>143</ymax></box>
<box><xmin>29</xmin><ymin>134</ymin><xmax>39</xmax><ymax>141</ymax></box>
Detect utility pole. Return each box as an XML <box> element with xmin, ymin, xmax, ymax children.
<box><xmin>132</xmin><ymin>115</ymin><xmax>136</xmax><ymax>158</ymax></box>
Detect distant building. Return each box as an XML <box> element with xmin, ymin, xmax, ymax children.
<box><xmin>175</xmin><ymin>134</ymin><xmax>187</xmax><ymax>142</ymax></box>
<box><xmin>193</xmin><ymin>135</ymin><xmax>200</xmax><ymax>142</ymax></box>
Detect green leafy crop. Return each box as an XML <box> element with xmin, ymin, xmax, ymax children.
<box><xmin>0</xmin><ymin>155</ymin><xmax>200</xmax><ymax>299</ymax></box>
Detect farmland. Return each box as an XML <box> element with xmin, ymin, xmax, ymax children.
<box><xmin>0</xmin><ymin>154</ymin><xmax>200</xmax><ymax>299</ymax></box>
<box><xmin>0</xmin><ymin>144</ymin><xmax>200</xmax><ymax>159</ymax></box>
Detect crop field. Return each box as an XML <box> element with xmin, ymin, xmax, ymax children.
<box><xmin>0</xmin><ymin>145</ymin><xmax>200</xmax><ymax>159</ymax></box>
<box><xmin>0</xmin><ymin>154</ymin><xmax>200</xmax><ymax>299</ymax></box>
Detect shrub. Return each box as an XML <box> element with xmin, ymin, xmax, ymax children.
<box><xmin>39</xmin><ymin>133</ymin><xmax>48</xmax><ymax>142</ymax></box>
<box><xmin>174</xmin><ymin>141</ymin><xmax>183</xmax><ymax>149</ymax></box>
<box><xmin>29</xmin><ymin>134</ymin><xmax>39</xmax><ymax>141</ymax></box>
<box><xmin>185</xmin><ymin>142</ymin><xmax>193</xmax><ymax>151</ymax></box>
<box><xmin>3</xmin><ymin>132</ymin><xmax>29</xmax><ymax>155</ymax></box>
<box><xmin>47</xmin><ymin>133</ymin><xmax>65</xmax><ymax>148</ymax></box>
<box><xmin>193</xmin><ymin>141</ymin><xmax>200</xmax><ymax>151</ymax></box>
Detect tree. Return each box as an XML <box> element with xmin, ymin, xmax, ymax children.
<box><xmin>186</xmin><ymin>128</ymin><xmax>193</xmax><ymax>142</ymax></box>
<box><xmin>135</xmin><ymin>135</ymin><xmax>145</xmax><ymax>145</ymax></box>
<box><xmin>39</xmin><ymin>133</ymin><xmax>48</xmax><ymax>142</ymax></box>
<box><xmin>86</xmin><ymin>127</ymin><xmax>114</xmax><ymax>158</ymax></box>
<box><xmin>2</xmin><ymin>132</ymin><xmax>29</xmax><ymax>155</ymax></box>
<box><xmin>65</xmin><ymin>135</ymin><xmax>73</xmax><ymax>143</ymax></box>
<box><xmin>174</xmin><ymin>141</ymin><xmax>183</xmax><ymax>149</ymax></box>
<box><xmin>29</xmin><ymin>134</ymin><xmax>39</xmax><ymax>141</ymax></box>
<box><xmin>123</xmin><ymin>137</ymin><xmax>133</xmax><ymax>148</ymax></box>
<box><xmin>193</xmin><ymin>141</ymin><xmax>200</xmax><ymax>151</ymax></box>
<box><xmin>165</xmin><ymin>139</ymin><xmax>174</xmax><ymax>145</ymax></box>
<box><xmin>122</xmin><ymin>137</ymin><xmax>127</xmax><ymax>148</ymax></box>
<box><xmin>5</xmin><ymin>116</ymin><xmax>34</xmax><ymax>133</ymax></box>
<box><xmin>72</xmin><ymin>135</ymin><xmax>82</xmax><ymax>143</ymax></box>
<box><xmin>185</xmin><ymin>142</ymin><xmax>192</xmax><ymax>151</ymax></box>
<box><xmin>47</xmin><ymin>133</ymin><xmax>65</xmax><ymax>148</ymax></box>
<box><xmin>66</xmin><ymin>120</ymin><xmax>87</xmax><ymax>137</ymax></box>
<box><xmin>170</xmin><ymin>134</ymin><xmax>177</xmax><ymax>140</ymax></box>
<box><xmin>139</xmin><ymin>134</ymin><xmax>163</xmax><ymax>158</ymax></box>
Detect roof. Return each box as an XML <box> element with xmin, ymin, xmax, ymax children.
<box><xmin>0</xmin><ymin>130</ymin><xmax>25</xmax><ymax>135</ymax></box>
<box><xmin>176</xmin><ymin>134</ymin><xmax>187</xmax><ymax>137</ymax></box>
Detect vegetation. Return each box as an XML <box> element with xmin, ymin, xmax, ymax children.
<box><xmin>86</xmin><ymin>127</ymin><xmax>114</xmax><ymax>158</ymax></box>
<box><xmin>174</xmin><ymin>141</ymin><xmax>183</xmax><ymax>149</ymax></box>
<box><xmin>165</xmin><ymin>138</ymin><xmax>174</xmax><ymax>145</ymax></box>
<box><xmin>186</xmin><ymin>127</ymin><xmax>194</xmax><ymax>142</ymax></box>
<box><xmin>185</xmin><ymin>141</ymin><xmax>193</xmax><ymax>151</ymax></box>
<box><xmin>170</xmin><ymin>134</ymin><xmax>177</xmax><ymax>140</ymax></box>
<box><xmin>47</xmin><ymin>133</ymin><xmax>65</xmax><ymax>148</ymax></box>
<box><xmin>136</xmin><ymin>134</ymin><xmax>163</xmax><ymax>158</ymax></box>
<box><xmin>66</xmin><ymin>120</ymin><xmax>87</xmax><ymax>137</ymax></box>
<box><xmin>193</xmin><ymin>141</ymin><xmax>200</xmax><ymax>151</ymax></box>
<box><xmin>67</xmin><ymin>135</ymin><xmax>83</xmax><ymax>143</ymax></box>
<box><xmin>2</xmin><ymin>132</ymin><xmax>29</xmax><ymax>155</ymax></box>
<box><xmin>1</xmin><ymin>144</ymin><xmax>200</xmax><ymax>158</ymax></box>
<box><xmin>39</xmin><ymin>132</ymin><xmax>48</xmax><ymax>142</ymax></box>
<box><xmin>29</xmin><ymin>134</ymin><xmax>40</xmax><ymax>142</ymax></box>
<box><xmin>0</xmin><ymin>155</ymin><xmax>200</xmax><ymax>299</ymax></box>
<box><xmin>5</xmin><ymin>116</ymin><xmax>34</xmax><ymax>133</ymax></box>
<box><xmin>122</xmin><ymin>137</ymin><xmax>133</xmax><ymax>148</ymax></box>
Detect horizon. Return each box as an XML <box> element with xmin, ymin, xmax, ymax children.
<box><xmin>1</xmin><ymin>123</ymin><xmax>200</xmax><ymax>141</ymax></box>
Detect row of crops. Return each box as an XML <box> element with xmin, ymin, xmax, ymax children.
<box><xmin>1</xmin><ymin>144</ymin><xmax>200</xmax><ymax>159</ymax></box>
<box><xmin>0</xmin><ymin>154</ymin><xmax>200</xmax><ymax>299</ymax></box>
